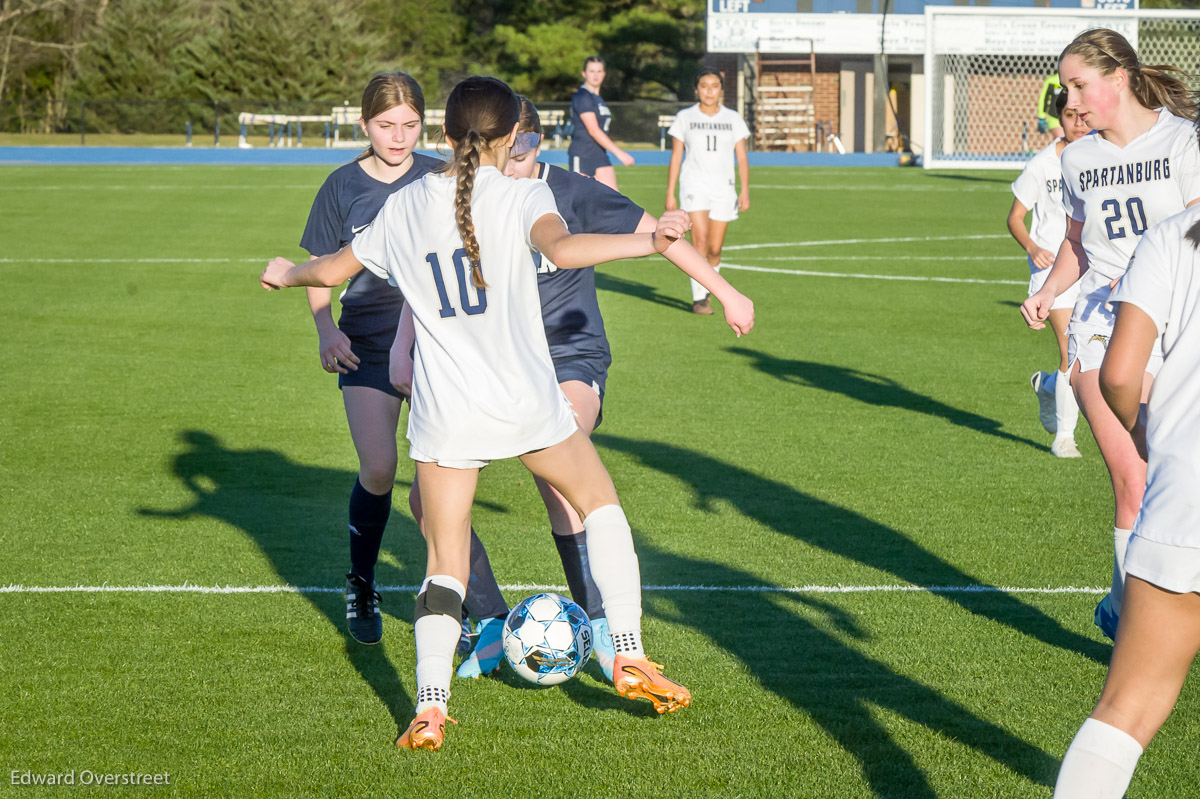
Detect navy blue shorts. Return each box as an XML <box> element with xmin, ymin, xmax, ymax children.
<box><xmin>337</xmin><ymin>339</ymin><xmax>407</xmax><ymax>400</ymax></box>
<box><xmin>568</xmin><ymin>148</ymin><xmax>612</xmax><ymax>177</ymax></box>
<box><xmin>553</xmin><ymin>359</ymin><xmax>607</xmax><ymax>430</ymax></box>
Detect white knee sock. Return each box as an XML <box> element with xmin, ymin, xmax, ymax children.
<box><xmin>1111</xmin><ymin>527</ymin><xmax>1133</xmax><ymax>614</ymax></box>
<box><xmin>1053</xmin><ymin>718</ymin><xmax>1143</xmax><ymax>798</ymax></box>
<box><xmin>1054</xmin><ymin>369</ymin><xmax>1080</xmax><ymax>441</ymax></box>
<box><xmin>690</xmin><ymin>265</ymin><xmax>719</xmax><ymax>303</ymax></box>
<box><xmin>414</xmin><ymin>574</ymin><xmax>466</xmax><ymax>714</ymax></box>
<box><xmin>583</xmin><ymin>504</ymin><xmax>644</xmax><ymax>657</ymax></box>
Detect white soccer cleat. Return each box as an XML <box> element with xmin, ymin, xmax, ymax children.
<box><xmin>1030</xmin><ymin>371</ymin><xmax>1057</xmax><ymax>435</ymax></box>
<box><xmin>1051</xmin><ymin>438</ymin><xmax>1083</xmax><ymax>458</ymax></box>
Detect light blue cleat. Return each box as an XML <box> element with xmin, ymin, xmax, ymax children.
<box><xmin>591</xmin><ymin>617</ymin><xmax>615</xmax><ymax>682</ymax></box>
<box><xmin>1094</xmin><ymin>594</ymin><xmax>1119</xmax><ymax>641</ymax></box>
<box><xmin>456</xmin><ymin>617</ymin><xmax>505</xmax><ymax>679</ymax></box>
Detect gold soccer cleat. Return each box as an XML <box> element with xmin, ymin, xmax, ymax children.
<box><xmin>395</xmin><ymin>707</ymin><xmax>456</xmax><ymax>751</ymax></box>
<box><xmin>612</xmin><ymin>656</ymin><xmax>692</xmax><ymax>714</ymax></box>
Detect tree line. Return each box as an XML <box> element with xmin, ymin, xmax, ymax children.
<box><xmin>0</xmin><ymin>0</ymin><xmax>706</xmax><ymax>133</ymax></box>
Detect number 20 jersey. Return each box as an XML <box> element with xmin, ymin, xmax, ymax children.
<box><xmin>1061</xmin><ymin>109</ymin><xmax>1200</xmax><ymax>335</ymax></box>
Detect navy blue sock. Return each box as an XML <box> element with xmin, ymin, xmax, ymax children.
<box><xmin>348</xmin><ymin>478</ymin><xmax>391</xmax><ymax>585</ymax></box>
<box><xmin>465</xmin><ymin>528</ymin><xmax>509</xmax><ymax>620</ymax></box>
<box><xmin>552</xmin><ymin>530</ymin><xmax>605</xmax><ymax>620</ymax></box>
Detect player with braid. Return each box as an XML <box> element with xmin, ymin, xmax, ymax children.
<box><xmin>263</xmin><ymin>76</ymin><xmax>739</xmax><ymax>750</ymax></box>
<box><xmin>426</xmin><ymin>95</ymin><xmax>755</xmax><ymax>682</ymax></box>
<box><xmin>1020</xmin><ymin>28</ymin><xmax>1200</xmax><ymax>643</ymax></box>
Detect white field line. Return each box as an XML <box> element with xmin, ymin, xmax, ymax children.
<box><xmin>21</xmin><ymin>185</ymin><xmax>320</xmax><ymax>191</ymax></box>
<box><xmin>0</xmin><ymin>257</ymin><xmax>267</xmax><ymax>264</ymax></box>
<box><xmin>720</xmin><ymin>262</ymin><xmax>1026</xmax><ymax>286</ymax></box>
<box><xmin>723</xmin><ymin>234</ymin><xmax>1009</xmax><ymax>251</ymax></box>
<box><xmin>752</xmin><ymin>255</ymin><xmax>1019</xmax><ymax>262</ymax></box>
<box><xmin>0</xmin><ymin>583</ymin><xmax>1107</xmax><ymax>595</ymax></box>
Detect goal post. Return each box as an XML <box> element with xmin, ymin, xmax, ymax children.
<box><xmin>923</xmin><ymin>6</ymin><xmax>1200</xmax><ymax>170</ymax></box>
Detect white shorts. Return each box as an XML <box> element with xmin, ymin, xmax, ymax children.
<box><xmin>1067</xmin><ymin>331</ymin><xmax>1164</xmax><ymax>375</ymax></box>
<box><xmin>680</xmin><ymin>180</ymin><xmax>738</xmax><ymax>223</ymax></box>
<box><xmin>409</xmin><ymin>445</ymin><xmax>489</xmax><ymax>471</ymax></box>
<box><xmin>1125</xmin><ymin>534</ymin><xmax>1200</xmax><ymax>595</ymax></box>
<box><xmin>1027</xmin><ymin>267</ymin><xmax>1082</xmax><ymax>312</ymax></box>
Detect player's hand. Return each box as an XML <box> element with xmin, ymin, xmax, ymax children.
<box><xmin>390</xmin><ymin>339</ymin><xmax>414</xmax><ymax>397</ymax></box>
<box><xmin>664</xmin><ymin>194</ymin><xmax>678</xmax><ymax>212</ymax></box>
<box><xmin>719</xmin><ymin>290</ymin><xmax>755</xmax><ymax>336</ymax></box>
<box><xmin>318</xmin><ymin>327</ymin><xmax>358</xmax><ymax>374</ymax></box>
<box><xmin>738</xmin><ymin>190</ymin><xmax>751</xmax><ymax>213</ymax></box>
<box><xmin>1030</xmin><ymin>246</ymin><xmax>1054</xmax><ymax>270</ymax></box>
<box><xmin>260</xmin><ymin>257</ymin><xmax>295</xmax><ymax>290</ymax></box>
<box><xmin>617</xmin><ymin>150</ymin><xmax>635</xmax><ymax>167</ymax></box>
<box><xmin>1019</xmin><ymin>290</ymin><xmax>1053</xmax><ymax>330</ymax></box>
<box><xmin>652</xmin><ymin>211</ymin><xmax>690</xmax><ymax>253</ymax></box>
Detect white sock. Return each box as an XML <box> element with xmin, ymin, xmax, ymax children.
<box><xmin>690</xmin><ymin>265</ymin><xmax>719</xmax><ymax>303</ymax></box>
<box><xmin>413</xmin><ymin>574</ymin><xmax>466</xmax><ymax>714</ymax></box>
<box><xmin>583</xmin><ymin>504</ymin><xmax>644</xmax><ymax>658</ymax></box>
<box><xmin>1054</xmin><ymin>369</ymin><xmax>1080</xmax><ymax>441</ymax></box>
<box><xmin>1053</xmin><ymin>718</ymin><xmax>1143</xmax><ymax>798</ymax></box>
<box><xmin>1111</xmin><ymin>527</ymin><xmax>1133</xmax><ymax>615</ymax></box>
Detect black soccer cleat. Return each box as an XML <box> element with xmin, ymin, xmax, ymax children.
<box><xmin>345</xmin><ymin>571</ymin><xmax>383</xmax><ymax>645</ymax></box>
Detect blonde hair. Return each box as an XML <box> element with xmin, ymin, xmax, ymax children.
<box><xmin>439</xmin><ymin>76</ymin><xmax>520</xmax><ymax>290</ymax></box>
<box><xmin>1059</xmin><ymin>29</ymin><xmax>1197</xmax><ymax>121</ymax></box>
<box><xmin>355</xmin><ymin>72</ymin><xmax>426</xmax><ymax>162</ymax></box>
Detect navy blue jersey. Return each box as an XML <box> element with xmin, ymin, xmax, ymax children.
<box><xmin>568</xmin><ymin>86</ymin><xmax>612</xmax><ymax>160</ymax></box>
<box><xmin>299</xmin><ymin>153</ymin><xmax>441</xmax><ymax>344</ymax></box>
<box><xmin>535</xmin><ymin>162</ymin><xmax>645</xmax><ymax>368</ymax></box>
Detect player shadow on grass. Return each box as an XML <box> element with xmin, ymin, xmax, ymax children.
<box><xmin>727</xmin><ymin>347</ymin><xmax>1047</xmax><ymax>451</ymax></box>
<box><xmin>594</xmin><ymin>433</ymin><xmax>1109</xmax><ymax>670</ymax></box>
<box><xmin>139</xmin><ymin>429</ymin><xmax>428</xmax><ymax>736</ymax></box>
<box><xmin>594</xmin><ymin>271</ymin><xmax>693</xmax><ymax>313</ymax></box>
<box><xmin>634</xmin><ymin>538</ymin><xmax>1060</xmax><ymax>796</ymax></box>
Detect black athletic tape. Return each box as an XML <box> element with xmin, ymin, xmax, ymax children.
<box><xmin>414</xmin><ymin>583</ymin><xmax>463</xmax><ymax>621</ymax></box>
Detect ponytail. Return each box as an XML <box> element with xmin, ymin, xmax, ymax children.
<box><xmin>452</xmin><ymin>130</ymin><xmax>487</xmax><ymax>289</ymax></box>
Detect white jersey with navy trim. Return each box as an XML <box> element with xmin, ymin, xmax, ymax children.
<box><xmin>1060</xmin><ymin>110</ymin><xmax>1200</xmax><ymax>336</ymax></box>
<box><xmin>1011</xmin><ymin>139</ymin><xmax>1068</xmax><ymax>259</ymax></box>
<box><xmin>1109</xmin><ymin>204</ymin><xmax>1200</xmax><ymax>547</ymax></box>
<box><xmin>668</xmin><ymin>104</ymin><xmax>749</xmax><ymax>193</ymax></box>
<box><xmin>350</xmin><ymin>166</ymin><xmax>577</xmax><ymax>463</ymax></box>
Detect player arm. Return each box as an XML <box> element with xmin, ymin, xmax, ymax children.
<box><xmin>261</xmin><ymin>245</ymin><xmax>364</xmax><ymax>289</ymax></box>
<box><xmin>389</xmin><ymin>302</ymin><xmax>415</xmax><ymax>397</ymax></box>
<box><xmin>530</xmin><ymin>212</ymin><xmax>688</xmax><ymax>268</ymax></box>
<box><xmin>301</xmin><ymin>255</ymin><xmax>359</xmax><ymax>374</ymax></box>
<box><xmin>665</xmin><ymin>138</ymin><xmax>684</xmax><ymax>211</ymax></box>
<box><xmin>580</xmin><ymin>112</ymin><xmax>630</xmax><ymax>162</ymax></box>
<box><xmin>735</xmin><ymin>138</ymin><xmax>750</xmax><ymax>211</ymax></box>
<box><xmin>1099</xmin><ymin>302</ymin><xmax>1157</xmax><ymax>432</ymax></box>
<box><xmin>633</xmin><ymin>212</ymin><xmax>753</xmax><ymax>335</ymax></box>
<box><xmin>1043</xmin><ymin>217</ymin><xmax>1086</xmax><ymax>294</ymax></box>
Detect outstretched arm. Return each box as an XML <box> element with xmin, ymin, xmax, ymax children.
<box><xmin>530</xmin><ymin>211</ymin><xmax>689</xmax><ymax>270</ymax></box>
<box><xmin>580</xmin><ymin>111</ymin><xmax>634</xmax><ymax>166</ymax></box>
<box><xmin>261</xmin><ymin>245</ymin><xmax>363</xmax><ymax>290</ymax></box>
<box><xmin>633</xmin><ymin>213</ymin><xmax>753</xmax><ymax>335</ymax></box>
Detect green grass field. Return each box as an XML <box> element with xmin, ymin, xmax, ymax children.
<box><xmin>1</xmin><ymin>163</ymin><xmax>1195</xmax><ymax>797</ymax></box>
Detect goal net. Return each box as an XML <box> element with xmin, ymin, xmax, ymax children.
<box><xmin>923</xmin><ymin>7</ymin><xmax>1200</xmax><ymax>170</ymax></box>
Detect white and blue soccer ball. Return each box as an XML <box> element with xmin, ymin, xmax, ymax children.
<box><xmin>502</xmin><ymin>593</ymin><xmax>593</xmax><ymax>685</ymax></box>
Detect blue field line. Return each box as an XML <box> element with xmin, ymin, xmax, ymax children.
<box><xmin>0</xmin><ymin>146</ymin><xmax>905</xmax><ymax>167</ymax></box>
<box><xmin>0</xmin><ymin>582</ymin><xmax>1107</xmax><ymax>595</ymax></box>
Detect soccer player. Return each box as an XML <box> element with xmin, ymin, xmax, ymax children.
<box><xmin>1038</xmin><ymin>72</ymin><xmax>1065</xmax><ymax>139</ymax></box>
<box><xmin>1053</xmin><ymin>197</ymin><xmax>1200</xmax><ymax>799</ymax></box>
<box><xmin>262</xmin><ymin>76</ymin><xmax>725</xmax><ymax>750</ymax></box>
<box><xmin>435</xmin><ymin>96</ymin><xmax>755</xmax><ymax>682</ymax></box>
<box><xmin>1020</xmin><ymin>28</ymin><xmax>1200</xmax><ymax>641</ymax></box>
<box><xmin>567</xmin><ymin>56</ymin><xmax>633</xmax><ymax>190</ymax></box>
<box><xmin>664</xmin><ymin>69</ymin><xmax>751</xmax><ymax>315</ymax></box>
<box><xmin>1007</xmin><ymin>91</ymin><xmax>1091</xmax><ymax>458</ymax></box>
<box><xmin>297</xmin><ymin>72</ymin><xmax>445</xmax><ymax>646</ymax></box>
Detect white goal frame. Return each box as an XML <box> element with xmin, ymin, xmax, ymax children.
<box><xmin>923</xmin><ymin>6</ymin><xmax>1200</xmax><ymax>170</ymax></box>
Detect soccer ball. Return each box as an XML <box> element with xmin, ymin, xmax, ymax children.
<box><xmin>502</xmin><ymin>593</ymin><xmax>593</xmax><ymax>685</ymax></box>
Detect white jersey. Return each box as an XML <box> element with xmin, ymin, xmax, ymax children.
<box><xmin>1060</xmin><ymin>110</ymin><xmax>1200</xmax><ymax>336</ymax></box>
<box><xmin>351</xmin><ymin>166</ymin><xmax>577</xmax><ymax>462</ymax></box>
<box><xmin>1110</xmin><ymin>204</ymin><xmax>1200</xmax><ymax>547</ymax></box>
<box><xmin>668</xmin><ymin>104</ymin><xmax>750</xmax><ymax>192</ymax></box>
<box><xmin>1011</xmin><ymin>139</ymin><xmax>1068</xmax><ymax>261</ymax></box>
